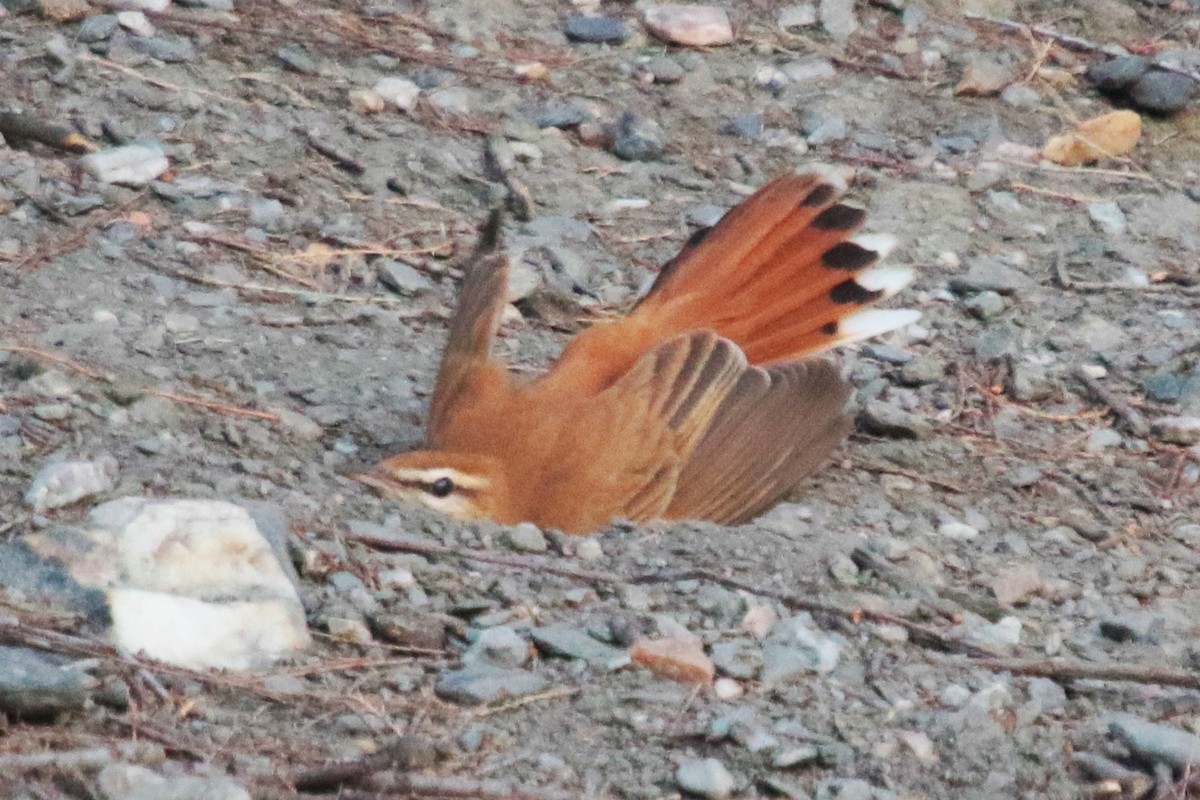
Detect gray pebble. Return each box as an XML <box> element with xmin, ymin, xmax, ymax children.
<box><xmin>723</xmin><ymin>113</ymin><xmax>764</xmax><ymax>140</ymax></box>
<box><xmin>1128</xmin><ymin>71</ymin><xmax>1197</xmax><ymax>114</ymax></box>
<box><xmin>0</xmin><ymin>646</ymin><xmax>92</xmax><ymax>718</ymax></box>
<box><xmin>973</xmin><ymin>324</ymin><xmax>1019</xmax><ymax>360</ymax></box>
<box><xmin>964</xmin><ymin>290</ymin><xmax>1005</xmax><ymax>319</ymax></box>
<box><xmin>899</xmin><ymin>356</ymin><xmax>942</xmax><ymax>386</ymax></box>
<box><xmin>276</xmin><ymin>46</ymin><xmax>319</xmax><ymax>74</ymax></box>
<box><xmin>564</xmin><ymin>14</ymin><xmax>629</xmax><ymax>44</ymax></box>
<box><xmin>82</xmin><ymin>143</ymin><xmax>169</xmax><ymax>186</ymax></box>
<box><xmin>129</xmin><ymin>35</ymin><xmax>197</xmax><ymax>63</ymax></box>
<box><xmin>646</xmin><ymin>56</ymin><xmax>685</xmax><ymax>83</ymax></box>
<box><xmin>778</xmin><ymin>4</ymin><xmax>818</xmax><ymax>29</ymax></box>
<box><xmin>504</xmin><ymin>523</ymin><xmax>548</xmax><ymax>553</ymax></box>
<box><xmin>1086</xmin><ymin>55</ymin><xmax>1151</xmax><ymax>92</ymax></box>
<box><xmin>434</xmin><ymin>665</ymin><xmax>548</xmax><ymax>706</ymax></box>
<box><xmin>78</xmin><ymin>14</ymin><xmax>119</xmax><ymax>42</ymax></box>
<box><xmin>464</xmin><ymin>626</ymin><xmax>530</xmax><ymax>668</ymax></box>
<box><xmin>378</xmin><ymin>260</ymin><xmax>435</xmax><ymax>295</ymax></box>
<box><xmin>610</xmin><ymin>112</ymin><xmax>665</xmax><ymax>162</ymax></box>
<box><xmin>1109</xmin><ymin>713</ymin><xmax>1200</xmax><ymax>770</ymax></box>
<box><xmin>950</xmin><ymin>258</ymin><xmax>1032</xmax><ymax>295</ymax></box>
<box><xmin>816</xmin><ymin>778</ymin><xmax>873</xmax><ymax>800</ymax></box>
<box><xmin>1087</xmin><ymin>201</ymin><xmax>1127</xmax><ymax>235</ymax></box>
<box><xmin>1000</xmin><ymin>83</ymin><xmax>1040</xmax><ymax>107</ymax></box>
<box><xmin>675</xmin><ymin>758</ymin><xmax>735</xmax><ymax>800</ymax></box>
<box><xmin>858</xmin><ymin>400</ymin><xmax>932</xmax><ymax>439</ymax></box>
<box><xmin>531</xmin><ymin>626</ymin><xmax>624</xmax><ymax>666</ymax></box>
<box><xmin>1151</xmin><ymin>415</ymin><xmax>1200</xmax><ymax>445</ymax></box>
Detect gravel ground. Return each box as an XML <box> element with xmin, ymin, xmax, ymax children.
<box><xmin>2</xmin><ymin>0</ymin><xmax>1200</xmax><ymax>798</ymax></box>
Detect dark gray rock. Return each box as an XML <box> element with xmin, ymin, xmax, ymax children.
<box><xmin>723</xmin><ymin>113</ymin><xmax>764</xmax><ymax>140</ymax></box>
<box><xmin>1128</xmin><ymin>71</ymin><xmax>1197</xmax><ymax>114</ymax></box>
<box><xmin>1109</xmin><ymin>714</ymin><xmax>1200</xmax><ymax>770</ymax></box>
<box><xmin>1085</xmin><ymin>55</ymin><xmax>1151</xmax><ymax>92</ymax></box>
<box><xmin>0</xmin><ymin>646</ymin><xmax>94</xmax><ymax>719</ymax></box>
<box><xmin>610</xmin><ymin>112</ymin><xmax>665</xmax><ymax>161</ymax></box>
<box><xmin>531</xmin><ymin>625</ymin><xmax>624</xmax><ymax>666</ymax></box>
<box><xmin>858</xmin><ymin>400</ymin><xmax>932</xmax><ymax>439</ymax></box>
<box><xmin>434</xmin><ymin>665</ymin><xmax>548</xmax><ymax>705</ymax></box>
<box><xmin>564</xmin><ymin>14</ymin><xmax>629</xmax><ymax>44</ymax></box>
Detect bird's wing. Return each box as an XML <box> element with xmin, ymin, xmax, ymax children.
<box><xmin>426</xmin><ymin>211</ymin><xmax>513</xmax><ymax>446</ymax></box>
<box><xmin>664</xmin><ymin>358</ymin><xmax>852</xmax><ymax>525</ymax></box>
<box><xmin>573</xmin><ymin>330</ymin><xmax>748</xmax><ymax>523</ymax></box>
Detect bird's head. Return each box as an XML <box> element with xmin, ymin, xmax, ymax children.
<box><xmin>355</xmin><ymin>450</ymin><xmax>511</xmax><ymax>522</ymax></box>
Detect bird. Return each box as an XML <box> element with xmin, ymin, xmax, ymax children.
<box><xmin>356</xmin><ymin>172</ymin><xmax>919</xmax><ymax>535</ymax></box>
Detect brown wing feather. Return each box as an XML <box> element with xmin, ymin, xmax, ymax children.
<box><xmin>541</xmin><ymin>331</ymin><xmax>747</xmax><ymax>531</ymax></box>
<box><xmin>664</xmin><ymin>359</ymin><xmax>852</xmax><ymax>525</ymax></box>
<box><xmin>427</xmin><ymin>211</ymin><xmax>513</xmax><ymax>446</ymax></box>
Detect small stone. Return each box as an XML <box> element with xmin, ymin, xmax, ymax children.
<box><xmin>464</xmin><ymin>626</ymin><xmax>530</xmax><ymax>668</ymax></box>
<box><xmin>858</xmin><ymin>400</ymin><xmax>932</xmax><ymax>439</ymax></box>
<box><xmin>777</xmin><ymin>3</ymin><xmax>817</xmax><ymax>29</ymax></box>
<box><xmin>1085</xmin><ymin>428</ymin><xmax>1122</xmax><ymax>453</ymax></box>
<box><xmin>374</xmin><ymin>77</ymin><xmax>422</xmax><ymax>111</ymax></box>
<box><xmin>78</xmin><ymin>14</ymin><xmax>119</xmax><ymax>42</ymax></box>
<box><xmin>531</xmin><ymin>626</ymin><xmax>624</xmax><ymax>666</ymax></box>
<box><xmin>964</xmin><ymin>290</ymin><xmax>1005</xmax><ymax>319</ymax></box>
<box><xmin>1151</xmin><ymin>416</ymin><xmax>1200</xmax><ymax>445</ymax></box>
<box><xmin>97</xmin><ymin>765</ymin><xmax>251</xmax><ymax>800</ymax></box>
<box><xmin>643</xmin><ymin>5</ymin><xmax>734</xmax><ymax>47</ymax></box>
<box><xmin>675</xmin><ymin>758</ymin><xmax>735</xmax><ymax>800</ymax></box>
<box><xmin>955</xmin><ymin>58</ymin><xmax>1013</xmax><ymax>96</ymax></box>
<box><xmin>989</xmin><ymin>563</ymin><xmax>1041</xmax><ymax>606</ymax></box>
<box><xmin>1087</xmin><ymin>201</ymin><xmax>1127</xmax><ymax>235</ymax></box>
<box><xmin>898</xmin><ymin>730</ymin><xmax>936</xmax><ymax>763</ymax></box>
<box><xmin>630</xmin><ymin>635</ymin><xmax>714</xmax><ymax>684</ymax></box>
<box><xmin>25</xmin><ymin>457</ymin><xmax>118</xmax><ymax>511</ymax></box>
<box><xmin>1128</xmin><ymin>71</ymin><xmax>1197</xmax><ymax>115</ymax></box>
<box><xmin>762</xmin><ymin>615</ymin><xmax>841</xmax><ymax>682</ymax></box>
<box><xmin>646</xmin><ymin>56</ymin><xmax>685</xmax><ymax>83</ymax></box>
<box><xmin>938</xmin><ymin>521</ymin><xmax>979</xmax><ymax>541</ymax></box>
<box><xmin>939</xmin><ymin>683</ymin><xmax>971</xmax><ymax>707</ymax></box>
<box><xmin>805</xmin><ymin>116</ymin><xmax>847</xmax><ymax>145</ymax></box>
<box><xmin>950</xmin><ymin>258</ymin><xmax>1033</xmax><ymax>294</ymax></box>
<box><xmin>818</xmin><ymin>0</ymin><xmax>858</xmax><ymax>41</ymax></box>
<box><xmin>504</xmin><ymin>523</ymin><xmax>548</xmax><ymax>553</ymax></box>
<box><xmin>574</xmin><ymin>538</ymin><xmax>604</xmax><ymax>560</ymax></box>
<box><xmin>610</xmin><ymin>112</ymin><xmax>665</xmax><ymax>161</ymax></box>
<box><xmin>967</xmin><ymin>615</ymin><xmax>1022</xmax><ymax>648</ymax></box>
<box><xmin>772</xmin><ymin>745</ymin><xmax>820</xmax><ymax>768</ymax></box>
<box><xmin>435</xmin><ymin>665</ymin><xmax>548</xmax><ymax>705</ymax></box>
<box><xmin>1086</xmin><ymin>55</ymin><xmax>1151</xmax><ymax>92</ymax></box>
<box><xmin>564</xmin><ymin>14</ymin><xmax>628</xmax><ymax>44</ymax></box>
<box><xmin>1108</xmin><ymin>714</ymin><xmax>1200</xmax><ymax>771</ymax></box>
<box><xmin>377</xmin><ymin>260</ymin><xmax>435</xmax><ymax>295</ymax></box>
<box><xmin>899</xmin><ymin>356</ymin><xmax>942</xmax><ymax>385</ymax></box>
<box><xmin>429</xmin><ymin>87</ymin><xmax>475</xmax><ymax>115</ymax></box>
<box><xmin>1026</xmin><ymin>677</ymin><xmax>1067</xmax><ymax>714</ymax></box>
<box><xmin>723</xmin><ymin>113</ymin><xmax>764</xmax><ymax>140</ymax></box>
<box><xmin>713</xmin><ymin>677</ymin><xmax>742</xmax><ymax>700</ymax></box>
<box><xmin>82</xmin><ymin>144</ymin><xmax>169</xmax><ymax>186</ymax></box>
<box><xmin>1099</xmin><ymin>612</ymin><xmax>1159</xmax><ymax>643</ymax></box>
<box><xmin>0</xmin><ymin>646</ymin><xmax>92</xmax><ymax>718</ymax></box>
<box><xmin>1000</xmin><ymin>83</ymin><xmax>1040</xmax><ymax>107</ymax></box>
<box><xmin>326</xmin><ymin>617</ymin><xmax>372</xmax><ymax>644</ymax></box>
<box><xmin>782</xmin><ymin>58</ymin><xmax>837</xmax><ymax>83</ymax></box>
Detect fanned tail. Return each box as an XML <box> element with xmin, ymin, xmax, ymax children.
<box><xmin>631</xmin><ymin>172</ymin><xmax>919</xmax><ymax>365</ymax></box>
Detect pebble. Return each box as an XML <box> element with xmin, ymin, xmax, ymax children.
<box><xmin>1086</xmin><ymin>55</ymin><xmax>1150</xmax><ymax>92</ymax></box>
<box><xmin>723</xmin><ymin>113</ymin><xmax>764</xmax><ymax>140</ymax></box>
<box><xmin>937</xmin><ymin>521</ymin><xmax>979</xmax><ymax>540</ymax></box>
<box><xmin>858</xmin><ymin>400</ymin><xmax>932</xmax><ymax>439</ymax></box>
<box><xmin>97</xmin><ymin>764</ymin><xmax>251</xmax><ymax>800</ymax></box>
<box><xmin>531</xmin><ymin>626</ymin><xmax>624</xmax><ymax>666</ymax></box>
<box><xmin>761</xmin><ymin>615</ymin><xmax>841</xmax><ymax>682</ymax></box>
<box><xmin>949</xmin><ymin>258</ymin><xmax>1033</xmax><ymax>295</ymax></box>
<box><xmin>898</xmin><ymin>730</ymin><xmax>936</xmax><ymax>763</ymax></box>
<box><xmin>1000</xmin><ymin>83</ymin><xmax>1040</xmax><ymax>107</ymax></box>
<box><xmin>1151</xmin><ymin>415</ymin><xmax>1200</xmax><ymax>445</ymax></box>
<box><xmin>574</xmin><ymin>537</ymin><xmax>604</xmax><ymax>560</ymax></box>
<box><xmin>989</xmin><ymin>563</ymin><xmax>1041</xmax><ymax>606</ymax></box>
<box><xmin>504</xmin><ymin>523</ymin><xmax>549</xmax><ymax>553</ymax></box>
<box><xmin>1085</xmin><ymin>428</ymin><xmax>1122</xmax><ymax>452</ymax></box>
<box><xmin>818</xmin><ymin>0</ymin><xmax>858</xmax><ymax>41</ymax></box>
<box><xmin>772</xmin><ymin>744</ymin><xmax>820</xmax><ymax>767</ymax></box>
<box><xmin>1128</xmin><ymin>71</ymin><xmax>1196</xmax><ymax>114</ymax></box>
<box><xmin>898</xmin><ymin>356</ymin><xmax>942</xmax><ymax>385</ymax></box>
<box><xmin>630</xmin><ymin>634</ymin><xmax>714</xmax><ymax>684</ymax></box>
<box><xmin>645</xmin><ymin>56</ymin><xmax>685</xmax><ymax>83</ymax></box>
<box><xmin>464</xmin><ymin>626</ymin><xmax>530</xmax><ymax>668</ymax></box>
<box><xmin>78</xmin><ymin>14</ymin><xmax>119</xmax><ymax>42</ymax></box>
<box><xmin>378</xmin><ymin>260</ymin><xmax>435</xmax><ymax>295</ymax></box>
<box><xmin>610</xmin><ymin>112</ymin><xmax>665</xmax><ymax>161</ymax></box>
<box><xmin>82</xmin><ymin>144</ymin><xmax>169</xmax><ymax>186</ymax></box>
<box><xmin>0</xmin><ymin>646</ymin><xmax>93</xmax><ymax>718</ymax></box>
<box><xmin>116</xmin><ymin>10</ymin><xmax>154</xmax><ymax>36</ymax></box>
<box><xmin>777</xmin><ymin>3</ymin><xmax>817</xmax><ymax>29</ymax></box>
<box><xmin>429</xmin><ymin>87</ymin><xmax>475</xmax><ymax>115</ymax></box>
<box><xmin>955</xmin><ymin>58</ymin><xmax>1013</xmax><ymax>96</ymax></box>
<box><xmin>564</xmin><ymin>14</ymin><xmax>628</xmax><ymax>44</ymax></box>
<box><xmin>1108</xmin><ymin>713</ymin><xmax>1200</xmax><ymax>770</ymax></box>
<box><xmin>967</xmin><ymin>615</ymin><xmax>1022</xmax><ymax>648</ymax></box>
<box><xmin>964</xmin><ymin>290</ymin><xmax>1005</xmax><ymax>319</ymax></box>
<box><xmin>642</xmin><ymin>5</ymin><xmax>734</xmax><ymax>47</ymax></box>
<box><xmin>1087</xmin><ymin>201</ymin><xmax>1127</xmax><ymax>235</ymax></box>
<box><xmin>675</xmin><ymin>758</ymin><xmax>735</xmax><ymax>800</ymax></box>
<box><xmin>435</xmin><ymin>665</ymin><xmax>548</xmax><ymax>706</ymax></box>
<box><xmin>373</xmin><ymin>77</ymin><xmax>421</xmax><ymax>111</ymax></box>
<box><xmin>25</xmin><ymin>457</ymin><xmax>119</xmax><ymax>511</ymax></box>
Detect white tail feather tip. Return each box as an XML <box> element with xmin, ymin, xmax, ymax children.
<box><xmin>850</xmin><ymin>232</ymin><xmax>898</xmax><ymax>259</ymax></box>
<box><xmin>838</xmin><ymin>308</ymin><xmax>921</xmax><ymax>343</ymax></box>
<box><xmin>855</xmin><ymin>266</ymin><xmax>913</xmax><ymax>297</ymax></box>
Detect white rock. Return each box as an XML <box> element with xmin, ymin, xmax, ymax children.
<box><xmin>937</xmin><ymin>521</ymin><xmax>979</xmax><ymax>540</ymax></box>
<box><xmin>116</xmin><ymin>10</ymin><xmax>154</xmax><ymax>35</ymax></box>
<box><xmin>1152</xmin><ymin>416</ymin><xmax>1200</xmax><ymax>445</ymax></box>
<box><xmin>373</xmin><ymin>77</ymin><xmax>421</xmax><ymax>111</ymax></box>
<box><xmin>643</xmin><ymin>4</ymin><xmax>734</xmax><ymax>47</ymax></box>
<box><xmin>25</xmin><ymin>498</ymin><xmax>310</xmax><ymax>670</ymax></box>
<box><xmin>25</xmin><ymin>457</ymin><xmax>118</xmax><ymax>511</ymax></box>
<box><xmin>676</xmin><ymin>758</ymin><xmax>735</xmax><ymax>799</ymax></box>
<box><xmin>82</xmin><ymin>144</ymin><xmax>169</xmax><ymax>186</ymax></box>
<box><xmin>778</xmin><ymin>3</ymin><xmax>817</xmax><ymax>28</ymax></box>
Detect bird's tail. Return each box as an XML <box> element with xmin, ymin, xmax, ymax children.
<box><xmin>630</xmin><ymin>172</ymin><xmax>918</xmax><ymax>365</ymax></box>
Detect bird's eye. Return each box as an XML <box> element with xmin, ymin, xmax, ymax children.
<box><xmin>429</xmin><ymin>477</ymin><xmax>454</xmax><ymax>498</ymax></box>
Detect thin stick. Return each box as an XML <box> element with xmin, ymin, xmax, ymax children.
<box><xmin>79</xmin><ymin>53</ymin><xmax>243</xmax><ymax>105</ymax></box>
<box><xmin>967</xmin><ymin>656</ymin><xmax>1200</xmax><ymax>691</ymax></box>
<box><xmin>147</xmin><ymin>390</ymin><xmax>282</xmax><ymax>422</ymax></box>
<box><xmin>469</xmin><ymin>686</ymin><xmax>581</xmax><ymax>718</ymax></box>
<box><xmin>0</xmin><ymin>345</ymin><xmax>111</xmax><ymax>381</ymax></box>
<box><xmin>1008</xmin><ymin>181</ymin><xmax>1105</xmax><ymax>204</ymax></box>
<box><xmin>1070</xmin><ymin>366</ymin><xmax>1149</xmax><ymax>437</ymax></box>
<box><xmin>343</xmin><ymin>531</ymin><xmax>997</xmax><ymax>658</ymax></box>
<box><xmin>850</xmin><ymin>458</ymin><xmax>966</xmax><ymax>493</ymax></box>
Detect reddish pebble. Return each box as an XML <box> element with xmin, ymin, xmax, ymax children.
<box><xmin>629</xmin><ymin>635</ymin><xmax>715</xmax><ymax>684</ymax></box>
<box><xmin>642</xmin><ymin>4</ymin><xmax>734</xmax><ymax>47</ymax></box>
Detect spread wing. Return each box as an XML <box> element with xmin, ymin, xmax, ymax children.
<box><xmin>551</xmin><ymin>331</ymin><xmax>747</xmax><ymax>528</ymax></box>
<box><xmin>664</xmin><ymin>359</ymin><xmax>852</xmax><ymax>525</ymax></box>
<box><xmin>426</xmin><ymin>211</ymin><xmax>514</xmax><ymax>447</ymax></box>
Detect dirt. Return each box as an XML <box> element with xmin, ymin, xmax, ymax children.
<box><xmin>1</xmin><ymin>0</ymin><xmax>1199</xmax><ymax>798</ymax></box>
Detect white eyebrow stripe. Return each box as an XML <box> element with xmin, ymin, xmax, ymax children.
<box><xmin>386</xmin><ymin>467</ymin><xmax>491</xmax><ymax>492</ymax></box>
